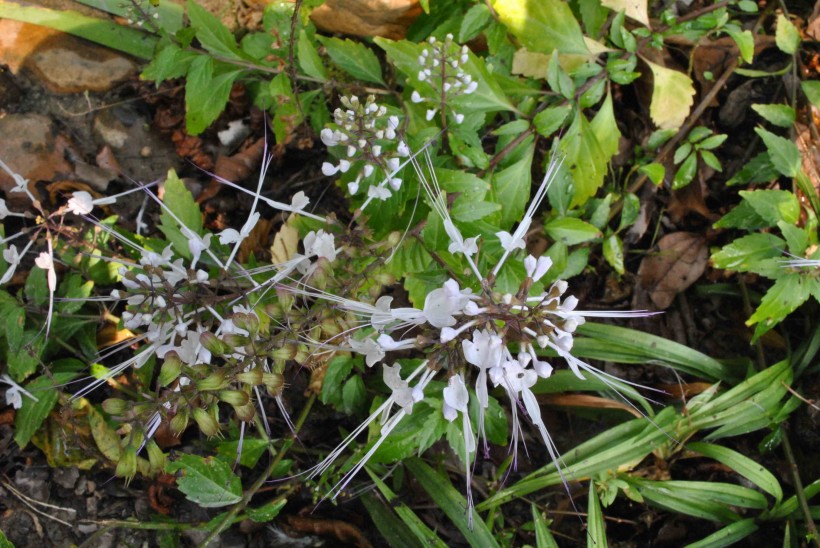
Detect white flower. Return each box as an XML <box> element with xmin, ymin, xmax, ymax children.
<box><xmin>67</xmin><ymin>191</ymin><xmax>94</xmax><ymax>215</ymax></box>
<box><xmin>442</xmin><ymin>373</ymin><xmax>469</xmax><ymax>422</ymax></box>
<box><xmin>524</xmin><ymin>255</ymin><xmax>552</xmax><ymax>282</ymax></box>
<box><xmin>423</xmin><ymin>279</ymin><xmax>470</xmax><ymax>328</ymax></box>
<box><xmin>322</xmin><ymin>162</ymin><xmax>340</xmax><ymax>176</ymax></box>
<box><xmin>0</xmin><ymin>245</ymin><xmax>21</xmax><ymax>285</ymax></box>
<box><xmin>1</xmin><ymin>374</ymin><xmax>38</xmax><ymax>409</ymax></box>
<box><xmin>320</xmin><ymin>128</ymin><xmax>340</xmax><ymax>146</ymax></box>
<box><xmin>290</xmin><ymin>191</ymin><xmax>310</xmax><ymax>212</ymax></box>
<box><xmin>383</xmin><ymin>363</ymin><xmax>423</xmax><ymax>414</ymax></box>
<box><xmin>496</xmin><ymin>223</ymin><xmax>529</xmax><ymax>253</ymax></box>
<box><xmin>303</xmin><ymin>230</ymin><xmax>336</xmax><ymax>262</ymax></box>
<box><xmin>426</xmin><ymin>109</ymin><xmax>437</xmax><ymax>121</ymax></box>
<box><xmin>183</xmin><ymin>229</ymin><xmax>211</xmax><ymax>269</ymax></box>
<box><xmin>348</xmin><ymin>337</ymin><xmax>385</xmax><ymax>367</ymax></box>
<box><xmin>367</xmin><ymin>186</ymin><xmax>392</xmax><ymax>201</ymax></box>
<box><xmin>34</xmin><ymin>252</ymin><xmax>56</xmax><ymax>291</ymax></box>
<box><xmin>411</xmin><ymin>90</ymin><xmax>424</xmax><ymax>103</ymax></box>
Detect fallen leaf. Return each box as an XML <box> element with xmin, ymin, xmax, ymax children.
<box><xmin>637</xmin><ymin>232</ymin><xmax>708</xmax><ymax>309</ymax></box>
<box><xmin>270</xmin><ymin>222</ymin><xmax>300</xmax><ymax>265</ymax></box>
<box><xmin>601</xmin><ymin>0</ymin><xmax>650</xmax><ymax>27</ymax></box>
<box><xmin>284</xmin><ymin>514</ymin><xmax>372</xmax><ymax>548</ymax></box>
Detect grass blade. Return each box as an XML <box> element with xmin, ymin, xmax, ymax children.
<box><xmin>587</xmin><ymin>482</ymin><xmax>608</xmax><ymax>548</ymax></box>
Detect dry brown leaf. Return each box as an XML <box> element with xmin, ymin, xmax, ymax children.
<box><xmin>284</xmin><ymin>515</ymin><xmax>372</xmax><ymax>548</ymax></box>
<box><xmin>270</xmin><ymin>222</ymin><xmax>300</xmax><ymax>265</ymax></box>
<box><xmin>538</xmin><ymin>394</ymin><xmax>644</xmax><ymax>418</ymax></box>
<box><xmin>637</xmin><ymin>232</ymin><xmax>708</xmax><ymax>309</ymax></box>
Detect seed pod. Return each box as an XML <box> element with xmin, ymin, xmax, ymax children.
<box><xmin>232</xmin><ymin>402</ymin><xmax>256</xmax><ymax>422</ymax></box>
<box><xmin>102</xmin><ymin>398</ymin><xmax>128</xmax><ymax>415</ymax></box>
<box><xmin>321</xmin><ymin>318</ymin><xmax>341</xmax><ymax>337</ymax></box>
<box><xmin>192</xmin><ymin>407</ymin><xmax>220</xmax><ymax>437</ymax></box>
<box><xmin>236</xmin><ymin>368</ymin><xmax>263</xmax><ymax>385</ymax></box>
<box><xmin>170</xmin><ymin>409</ymin><xmax>189</xmax><ymax>436</ymax></box>
<box><xmin>270</xmin><ymin>344</ymin><xmax>295</xmax><ymax>361</ymax></box>
<box><xmin>145</xmin><ymin>439</ymin><xmax>166</xmax><ymax>472</ymax></box>
<box><xmin>262</xmin><ymin>372</ymin><xmax>284</xmax><ymax>395</ymax></box>
<box><xmin>222</xmin><ymin>334</ymin><xmax>251</xmax><ymax>348</ymax></box>
<box><xmin>195</xmin><ymin>369</ymin><xmax>230</xmax><ymax>391</ymax></box>
<box><xmin>158</xmin><ymin>352</ymin><xmax>183</xmax><ymax>387</ymax></box>
<box><xmin>218</xmin><ymin>390</ymin><xmax>250</xmax><ymax>407</ymax></box>
<box><xmin>199</xmin><ymin>332</ymin><xmax>233</xmax><ymax>357</ymax></box>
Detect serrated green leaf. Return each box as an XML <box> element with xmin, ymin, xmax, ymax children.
<box><xmin>755</xmin><ymin>126</ymin><xmax>801</xmax><ymax>177</ymax></box>
<box><xmin>246</xmin><ymin>499</ymin><xmax>286</xmax><ymax>522</ymax></box>
<box><xmin>711</xmin><ymin>233</ymin><xmax>784</xmax><ymax>274</ymax></box>
<box><xmin>545</xmin><ymin>217</ymin><xmax>601</xmax><ymax>245</ymax></box>
<box><xmin>747</xmin><ymin>273</ymin><xmax>813</xmax><ymax>329</ymax></box>
<box><xmin>185</xmin><ymin>55</ymin><xmax>242</xmax><ymax>134</ymax></box>
<box><xmin>560</xmin><ymin>110</ymin><xmax>608</xmax><ymax>207</ymax></box>
<box><xmin>215</xmin><ymin>437</ymin><xmax>270</xmax><ymax>468</ymax></box>
<box><xmin>142</xmin><ymin>44</ymin><xmax>197</xmax><ymax>85</ymax></box>
<box><xmin>187</xmin><ymin>0</ymin><xmax>243</xmax><ymax>59</ymax></box>
<box><xmin>297</xmin><ymin>30</ymin><xmax>327</xmax><ymax>81</ymax></box>
<box><xmin>590</xmin><ymin>90</ymin><xmax>620</xmax><ymax>161</ymax></box>
<box><xmin>317</xmin><ymin>36</ymin><xmax>384</xmax><ymax>84</ymax></box>
<box><xmin>775</xmin><ymin>14</ymin><xmax>801</xmax><ymax>54</ymax></box>
<box><xmin>25</xmin><ymin>267</ymin><xmax>48</xmax><ymax>307</ymax></box>
<box><xmin>492</xmin><ymin>141</ymin><xmax>534</xmax><ymax>227</ymax></box>
<box><xmin>547</xmin><ymin>51</ymin><xmax>574</xmax><ymax>99</ymax></box>
<box><xmin>159</xmin><ymin>169</ymin><xmax>203</xmax><ymax>259</ymax></box>
<box><xmin>724</xmin><ymin>25</ymin><xmax>754</xmax><ymax>64</ymax></box>
<box><xmin>166</xmin><ymin>454</ymin><xmax>242</xmax><ymax>507</ymax></box>
<box><xmin>533</xmin><ymin>105</ymin><xmax>572</xmax><ymax>137</ymax></box>
<box><xmin>752</xmin><ymin>104</ymin><xmax>796</xmax><ymax>127</ymax></box>
<box><xmin>740</xmin><ymin>189</ymin><xmax>800</xmax><ymax>225</ymax></box>
<box><xmin>14</xmin><ymin>371</ymin><xmax>78</xmax><ymax>447</ymax></box>
<box><xmin>451</xmin><ymin>200</ymin><xmax>500</xmax><ymax>222</ymax></box>
<box><xmin>321</xmin><ymin>355</ymin><xmax>353</xmax><ymax>408</ymax></box>
<box><xmin>493</xmin><ymin>0</ymin><xmax>589</xmax><ymax>55</ymax></box>
<box><xmin>644</xmin><ymin>58</ymin><xmax>695</xmax><ymax>129</ymax></box>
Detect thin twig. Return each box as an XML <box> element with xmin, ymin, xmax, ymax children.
<box><xmin>781</xmin><ymin>429</ymin><xmax>820</xmax><ymax>548</ymax></box>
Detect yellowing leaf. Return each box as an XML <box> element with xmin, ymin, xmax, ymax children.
<box><xmin>493</xmin><ymin>0</ymin><xmax>588</xmax><ymax>55</ymax></box>
<box><xmin>644</xmin><ymin>59</ymin><xmax>695</xmax><ymax>129</ymax></box>
<box><xmin>270</xmin><ymin>221</ymin><xmax>299</xmax><ymax>265</ymax></box>
<box><xmin>601</xmin><ymin>0</ymin><xmax>650</xmax><ymax>27</ymax></box>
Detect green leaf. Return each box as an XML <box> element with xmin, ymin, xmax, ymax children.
<box><xmin>159</xmin><ymin>169</ymin><xmax>203</xmax><ymax>259</ymax></box>
<box><xmin>492</xmin><ymin>141</ymin><xmax>535</xmax><ymax>228</ymax></box>
<box><xmin>317</xmin><ymin>36</ymin><xmax>384</xmax><ymax>84</ymax></box>
<box><xmin>687</xmin><ymin>442</ymin><xmax>782</xmax><ymax>502</ymax></box>
<box><xmin>751</xmin><ymin>104</ymin><xmax>796</xmax><ymax>127</ymax></box>
<box><xmin>454</xmin><ymin>50</ymin><xmax>517</xmax><ymax>114</ymax></box>
<box><xmin>0</xmin><ymin>529</ymin><xmax>13</xmax><ymax>548</ymax></box>
<box><xmin>711</xmin><ymin>233</ymin><xmax>784</xmax><ymax>276</ymax></box>
<box><xmin>775</xmin><ymin>14</ymin><xmax>801</xmax><ymax>54</ymax></box>
<box><xmin>533</xmin><ymin>105</ymin><xmax>572</xmax><ymax>138</ymax></box>
<box><xmin>747</xmin><ymin>273</ymin><xmax>813</xmax><ymax>329</ymax></box>
<box><xmin>547</xmin><ymin>52</ymin><xmax>574</xmax><ymax>99</ymax></box>
<box><xmin>603</xmin><ymin>234</ymin><xmax>625</xmax><ymax>274</ymax></box>
<box><xmin>590</xmin><ymin>91</ymin><xmax>621</xmax><ymax>161</ymax></box>
<box><xmin>166</xmin><ymin>454</ymin><xmax>243</xmax><ymax>507</ymax></box>
<box><xmin>685</xmin><ymin>519</ymin><xmax>759</xmax><ymax>548</ymax></box>
<box><xmin>320</xmin><ymin>355</ymin><xmax>354</xmax><ymax>408</ymax></box>
<box><xmin>545</xmin><ymin>217</ymin><xmax>601</xmax><ymax>245</ymax></box>
<box><xmin>493</xmin><ymin>0</ymin><xmax>589</xmax><ymax>55</ymax></box>
<box><xmin>727</xmin><ymin>152</ymin><xmax>780</xmax><ymax>186</ymax></box>
<box><xmin>559</xmin><ymin>110</ymin><xmax>608</xmax><ymax>207</ymax></box>
<box><xmin>187</xmin><ymin>0</ymin><xmax>243</xmax><ymax>59</ymax></box>
<box><xmin>297</xmin><ymin>30</ymin><xmax>327</xmax><ymax>81</ymax></box>
<box><xmin>246</xmin><ymin>499</ymin><xmax>286</xmax><ymax>522</ymax></box>
<box><xmin>714</xmin><ymin>200</ymin><xmax>770</xmax><ymax>230</ymax></box>
<box><xmin>724</xmin><ymin>25</ymin><xmax>754</xmax><ymax>64</ymax></box>
<box><xmin>215</xmin><ymin>437</ymin><xmax>270</xmax><ymax>468</ymax></box>
<box><xmin>700</xmin><ymin>150</ymin><xmax>722</xmax><ymax>171</ymax></box>
<box><xmin>459</xmin><ymin>3</ymin><xmax>491</xmax><ymax>42</ymax></box>
<box><xmin>185</xmin><ymin>55</ymin><xmax>242</xmax><ymax>134</ymax></box>
<box><xmin>640</xmin><ymin>163</ymin><xmax>665</xmax><ymax>185</ymax></box>
<box><xmin>739</xmin><ymin>189</ymin><xmax>800</xmax><ymax>225</ymax></box>
<box><xmin>142</xmin><ymin>44</ymin><xmax>197</xmax><ymax>85</ymax></box>
<box><xmin>25</xmin><ymin>267</ymin><xmax>48</xmax><ymax>307</ymax></box>
<box><xmin>405</xmin><ymin>458</ymin><xmax>500</xmax><ymax>547</ymax></box>
<box><xmin>802</xmin><ymin>81</ymin><xmax>820</xmax><ymax>109</ymax></box>
<box><xmin>342</xmin><ymin>375</ymin><xmax>366</xmax><ymax>415</ymax></box>
<box><xmin>587</xmin><ymin>482</ymin><xmax>608</xmax><ymax>548</ymax></box>
<box><xmin>755</xmin><ymin>127</ymin><xmax>800</xmax><ymax>177</ymax></box>
<box><xmin>532</xmin><ymin>504</ymin><xmax>559</xmax><ymax>548</ymax></box>
<box><xmin>15</xmin><ymin>371</ymin><xmax>78</xmax><ymax>447</ymax></box>
<box><xmin>698</xmin><ymin>133</ymin><xmax>727</xmax><ymax>150</ymax></box>
<box><xmin>644</xmin><ymin>58</ymin><xmax>695</xmax><ymax>129</ymax></box>
<box><xmin>672</xmin><ymin>153</ymin><xmax>697</xmax><ymax>189</ymax></box>
<box><xmin>451</xmin><ymin>200</ymin><xmax>500</xmax><ymax>222</ymax></box>
<box><xmin>601</xmin><ymin>0</ymin><xmax>649</xmax><ymax>27</ymax></box>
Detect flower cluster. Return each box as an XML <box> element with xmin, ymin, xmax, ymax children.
<box><xmin>411</xmin><ymin>34</ymin><xmax>477</xmax><ymax>124</ymax></box>
<box><xmin>304</xmin><ymin>152</ymin><xmax>656</xmax><ymax>516</ymax></box>
<box><xmin>320</xmin><ymin>95</ymin><xmax>408</xmax><ymax>204</ymax></box>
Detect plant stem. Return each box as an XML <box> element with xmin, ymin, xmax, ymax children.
<box><xmin>781</xmin><ymin>428</ymin><xmax>820</xmax><ymax>548</ymax></box>
<box><xmin>199</xmin><ymin>393</ymin><xmax>317</xmax><ymax>546</ymax></box>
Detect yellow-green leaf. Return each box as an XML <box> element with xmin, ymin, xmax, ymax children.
<box><xmin>601</xmin><ymin>0</ymin><xmax>649</xmax><ymax>27</ymax></box>
<box><xmin>493</xmin><ymin>0</ymin><xmax>588</xmax><ymax>55</ymax></box>
<box><xmin>643</xmin><ymin>59</ymin><xmax>695</xmax><ymax>129</ymax></box>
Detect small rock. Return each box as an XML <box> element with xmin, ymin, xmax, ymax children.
<box><xmin>14</xmin><ymin>468</ymin><xmax>49</xmax><ymax>502</ymax></box>
<box><xmin>0</xmin><ymin>113</ymin><xmax>74</xmax><ymax>206</ymax></box>
<box><xmin>52</xmin><ymin>467</ymin><xmax>79</xmax><ymax>490</ymax></box>
<box><xmin>311</xmin><ymin>0</ymin><xmax>421</xmax><ymax>39</ymax></box>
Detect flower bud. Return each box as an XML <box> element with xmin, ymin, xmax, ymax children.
<box><xmin>195</xmin><ymin>369</ymin><xmax>230</xmax><ymax>391</ymax></box>
<box><xmin>218</xmin><ymin>390</ymin><xmax>250</xmax><ymax>407</ymax></box>
<box><xmin>102</xmin><ymin>398</ymin><xmax>128</xmax><ymax>415</ymax></box>
<box><xmin>199</xmin><ymin>332</ymin><xmax>233</xmax><ymax>357</ymax></box>
<box><xmin>192</xmin><ymin>407</ymin><xmax>221</xmax><ymax>437</ymax></box>
<box><xmin>158</xmin><ymin>353</ymin><xmax>182</xmax><ymax>387</ymax></box>
<box><xmin>170</xmin><ymin>409</ymin><xmax>189</xmax><ymax>436</ymax></box>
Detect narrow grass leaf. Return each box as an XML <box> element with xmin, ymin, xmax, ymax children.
<box><xmin>405</xmin><ymin>458</ymin><xmax>499</xmax><ymax>547</ymax></box>
<box><xmin>684</xmin><ymin>518</ymin><xmax>758</xmax><ymax>548</ymax></box>
<box><xmin>532</xmin><ymin>504</ymin><xmax>559</xmax><ymax>548</ymax></box>
<box><xmin>688</xmin><ymin>442</ymin><xmax>782</xmax><ymax>502</ymax></box>
<box><xmin>587</xmin><ymin>482</ymin><xmax>608</xmax><ymax>548</ymax></box>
